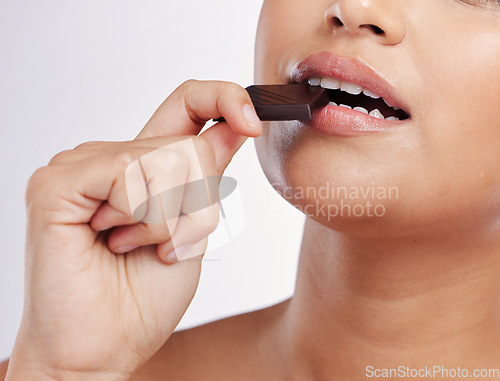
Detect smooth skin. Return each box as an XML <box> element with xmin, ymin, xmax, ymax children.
<box><xmin>4</xmin><ymin>0</ymin><xmax>500</xmax><ymax>380</ymax></box>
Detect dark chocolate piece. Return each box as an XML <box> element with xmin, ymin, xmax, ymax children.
<box><xmin>213</xmin><ymin>84</ymin><xmax>329</xmax><ymax>122</ymax></box>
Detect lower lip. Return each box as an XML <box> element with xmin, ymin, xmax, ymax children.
<box><xmin>306</xmin><ymin>105</ymin><xmax>408</xmax><ymax>136</ymax></box>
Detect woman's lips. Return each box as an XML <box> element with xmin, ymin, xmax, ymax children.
<box><xmin>290</xmin><ymin>50</ymin><xmax>411</xmax><ymax>136</ymax></box>
<box><xmin>309</xmin><ymin>103</ymin><xmax>407</xmax><ymax>137</ymax></box>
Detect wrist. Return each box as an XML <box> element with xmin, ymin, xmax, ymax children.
<box><xmin>6</xmin><ymin>370</ymin><xmax>128</xmax><ymax>381</ymax></box>
<box><xmin>6</xmin><ymin>362</ymin><xmax>129</xmax><ymax>381</ymax></box>
<box><xmin>6</xmin><ymin>350</ymin><xmax>130</xmax><ymax>381</ymax></box>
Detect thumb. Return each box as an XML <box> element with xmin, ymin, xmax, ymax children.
<box><xmin>200</xmin><ymin>121</ymin><xmax>250</xmax><ymax>175</ymax></box>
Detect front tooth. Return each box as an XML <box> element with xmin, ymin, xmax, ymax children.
<box><xmin>308</xmin><ymin>77</ymin><xmax>322</xmax><ymax>86</ymax></box>
<box><xmin>321</xmin><ymin>77</ymin><xmax>341</xmax><ymax>90</ymax></box>
<box><xmin>353</xmin><ymin>106</ymin><xmax>368</xmax><ymax>114</ymax></box>
<box><xmin>363</xmin><ymin>89</ymin><xmax>381</xmax><ymax>99</ymax></box>
<box><xmin>369</xmin><ymin>109</ymin><xmax>385</xmax><ymax>119</ymax></box>
<box><xmin>328</xmin><ymin>101</ymin><xmax>338</xmax><ymax>106</ymax></box>
<box><xmin>341</xmin><ymin>81</ymin><xmax>363</xmax><ymax>95</ymax></box>
<box><xmin>339</xmin><ymin>104</ymin><xmax>352</xmax><ymax>109</ymax></box>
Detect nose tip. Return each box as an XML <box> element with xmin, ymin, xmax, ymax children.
<box><xmin>325</xmin><ymin>0</ymin><xmax>406</xmax><ymax>45</ymax></box>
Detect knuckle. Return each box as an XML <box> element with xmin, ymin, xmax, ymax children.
<box><xmin>184</xmin><ymin>79</ymin><xmax>199</xmax><ymax>86</ymax></box>
<box><xmin>136</xmin><ymin>149</ymin><xmax>189</xmax><ymax>193</ymax></box>
<box><xmin>74</xmin><ymin>141</ymin><xmax>101</xmax><ymax>150</ymax></box>
<box><xmin>25</xmin><ymin>166</ymin><xmax>53</xmax><ymax>204</ymax></box>
<box><xmin>113</xmin><ymin>151</ymin><xmax>137</xmax><ymax>171</ymax></box>
<box><xmin>221</xmin><ymin>81</ymin><xmax>246</xmax><ymax>98</ymax></box>
<box><xmin>162</xmin><ymin>148</ymin><xmax>187</xmax><ymax>171</ymax></box>
<box><xmin>47</xmin><ymin>149</ymin><xmax>74</xmax><ymax>166</ymax></box>
<box><xmin>145</xmin><ymin>148</ymin><xmax>188</xmax><ymax>178</ymax></box>
<box><xmin>178</xmin><ymin>79</ymin><xmax>199</xmax><ymax>93</ymax></box>
<box><xmin>225</xmin><ymin>81</ymin><xmax>244</xmax><ymax>93</ymax></box>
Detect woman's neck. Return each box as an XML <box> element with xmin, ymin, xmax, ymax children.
<box><xmin>281</xmin><ymin>217</ymin><xmax>500</xmax><ymax>380</ymax></box>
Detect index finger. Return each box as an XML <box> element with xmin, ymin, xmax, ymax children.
<box><xmin>135</xmin><ymin>80</ymin><xmax>262</xmax><ymax>140</ymax></box>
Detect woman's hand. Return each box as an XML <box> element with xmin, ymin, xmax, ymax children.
<box><xmin>5</xmin><ymin>80</ymin><xmax>262</xmax><ymax>381</ymax></box>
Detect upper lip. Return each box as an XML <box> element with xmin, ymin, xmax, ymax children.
<box><xmin>290</xmin><ymin>51</ymin><xmax>411</xmax><ymax>117</ymax></box>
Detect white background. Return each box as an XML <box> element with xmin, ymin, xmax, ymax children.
<box><xmin>0</xmin><ymin>0</ymin><xmax>306</xmax><ymax>359</ymax></box>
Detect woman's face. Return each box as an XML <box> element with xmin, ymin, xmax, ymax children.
<box><xmin>254</xmin><ymin>0</ymin><xmax>500</xmax><ymax>239</ymax></box>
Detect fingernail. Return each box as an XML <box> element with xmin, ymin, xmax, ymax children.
<box><xmin>165</xmin><ymin>248</ymin><xmax>178</xmax><ymax>264</ymax></box>
<box><xmin>165</xmin><ymin>243</ymin><xmax>193</xmax><ymax>263</ymax></box>
<box><xmin>115</xmin><ymin>244</ymin><xmax>138</xmax><ymax>253</ymax></box>
<box><xmin>242</xmin><ymin>104</ymin><xmax>262</xmax><ymax>130</ymax></box>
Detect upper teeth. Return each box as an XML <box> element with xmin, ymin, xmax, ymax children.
<box><xmin>307</xmin><ymin>76</ymin><xmax>402</xmax><ymax>119</ymax></box>
<box><xmin>309</xmin><ymin>77</ymin><xmax>382</xmax><ymax>99</ymax></box>
<box><xmin>363</xmin><ymin>88</ymin><xmax>380</xmax><ymax>99</ymax></box>
<box><xmin>320</xmin><ymin>77</ymin><xmax>340</xmax><ymax>90</ymax></box>
<box><xmin>308</xmin><ymin>77</ymin><xmax>322</xmax><ymax>87</ymax></box>
<box><xmin>341</xmin><ymin>81</ymin><xmax>362</xmax><ymax>95</ymax></box>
